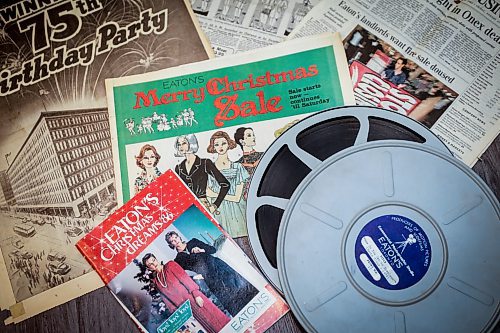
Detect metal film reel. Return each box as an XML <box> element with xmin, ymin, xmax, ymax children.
<box><xmin>278</xmin><ymin>141</ymin><xmax>500</xmax><ymax>333</ymax></box>
<box><xmin>246</xmin><ymin>106</ymin><xmax>452</xmax><ymax>291</ymax></box>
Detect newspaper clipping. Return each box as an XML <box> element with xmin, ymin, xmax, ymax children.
<box><xmin>290</xmin><ymin>0</ymin><xmax>499</xmax><ymax>166</ymax></box>
<box><xmin>191</xmin><ymin>0</ymin><xmax>321</xmax><ymax>55</ymax></box>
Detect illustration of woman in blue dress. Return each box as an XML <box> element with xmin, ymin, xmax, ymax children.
<box><xmin>206</xmin><ymin>131</ymin><xmax>250</xmax><ymax>238</ymax></box>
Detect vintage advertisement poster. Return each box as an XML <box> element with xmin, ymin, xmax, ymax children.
<box><xmin>77</xmin><ymin>170</ymin><xmax>289</xmax><ymax>333</ymax></box>
<box><xmin>105</xmin><ymin>32</ymin><xmax>355</xmax><ymax>240</ymax></box>
<box><xmin>0</xmin><ymin>0</ymin><xmax>213</xmax><ymax>324</ymax></box>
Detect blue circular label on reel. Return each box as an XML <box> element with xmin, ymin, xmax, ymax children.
<box><xmin>355</xmin><ymin>215</ymin><xmax>431</xmax><ymax>290</ymax></box>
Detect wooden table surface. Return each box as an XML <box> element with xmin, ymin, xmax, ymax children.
<box><xmin>1</xmin><ymin>136</ymin><xmax>498</xmax><ymax>333</ymax></box>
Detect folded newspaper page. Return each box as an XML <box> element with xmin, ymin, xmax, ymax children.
<box><xmin>191</xmin><ymin>0</ymin><xmax>321</xmax><ymax>55</ymax></box>
<box><xmin>105</xmin><ymin>32</ymin><xmax>354</xmax><ymax>239</ymax></box>
<box><xmin>0</xmin><ymin>0</ymin><xmax>213</xmax><ymax>324</ymax></box>
<box><xmin>289</xmin><ymin>0</ymin><xmax>499</xmax><ymax>166</ymax></box>
<box><xmin>76</xmin><ymin>169</ymin><xmax>289</xmax><ymax>333</ymax></box>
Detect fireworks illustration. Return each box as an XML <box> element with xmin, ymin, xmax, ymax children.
<box><xmin>113</xmin><ymin>36</ymin><xmax>182</xmax><ymax>77</ymax></box>
<box><xmin>0</xmin><ymin>26</ymin><xmax>17</xmax><ymax>45</ymax></box>
<box><xmin>0</xmin><ymin>44</ymin><xmax>31</xmax><ymax>72</ymax></box>
<box><xmin>0</xmin><ymin>0</ymin><xmax>175</xmax><ymax>110</ymax></box>
<box><xmin>40</xmin><ymin>0</ymin><xmax>148</xmax><ymax>106</ymax></box>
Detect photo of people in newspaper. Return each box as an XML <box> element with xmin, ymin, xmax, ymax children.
<box><xmin>216</xmin><ymin>0</ymin><xmax>250</xmax><ymax>24</ymax></box>
<box><xmin>109</xmin><ymin>205</ymin><xmax>271</xmax><ymax>333</ymax></box>
<box><xmin>191</xmin><ymin>0</ymin><xmax>214</xmax><ymax>15</ymax></box>
<box><xmin>193</xmin><ymin>0</ymin><xmax>320</xmax><ymax>55</ymax></box>
<box><xmin>344</xmin><ymin>26</ymin><xmax>459</xmax><ymax>128</ymax></box>
<box><xmin>250</xmin><ymin>0</ymin><xmax>289</xmax><ymax>32</ymax></box>
<box><xmin>284</xmin><ymin>0</ymin><xmax>313</xmax><ymax>35</ymax></box>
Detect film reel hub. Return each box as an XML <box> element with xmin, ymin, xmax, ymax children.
<box><xmin>343</xmin><ymin>202</ymin><xmax>446</xmax><ymax>306</ymax></box>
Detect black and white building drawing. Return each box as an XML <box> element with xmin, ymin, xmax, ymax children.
<box><xmin>5</xmin><ymin>108</ymin><xmax>115</xmax><ymax>218</ymax></box>
<box><xmin>0</xmin><ymin>108</ymin><xmax>117</xmax><ymax>302</ymax></box>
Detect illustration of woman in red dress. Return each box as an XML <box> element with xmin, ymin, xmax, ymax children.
<box><xmin>142</xmin><ymin>253</ymin><xmax>230</xmax><ymax>333</ymax></box>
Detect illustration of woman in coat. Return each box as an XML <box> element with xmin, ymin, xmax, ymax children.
<box><xmin>206</xmin><ymin>130</ymin><xmax>249</xmax><ymax>238</ymax></box>
<box><xmin>142</xmin><ymin>253</ymin><xmax>230</xmax><ymax>333</ymax></box>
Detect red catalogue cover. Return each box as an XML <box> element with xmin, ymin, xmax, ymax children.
<box><xmin>76</xmin><ymin>170</ymin><xmax>288</xmax><ymax>333</ymax></box>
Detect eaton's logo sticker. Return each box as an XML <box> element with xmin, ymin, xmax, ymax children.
<box><xmin>355</xmin><ymin>215</ymin><xmax>431</xmax><ymax>290</ymax></box>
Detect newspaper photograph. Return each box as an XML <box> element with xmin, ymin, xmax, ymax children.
<box><xmin>345</xmin><ymin>26</ymin><xmax>459</xmax><ymax>128</ymax></box>
<box><xmin>105</xmin><ymin>33</ymin><xmax>354</xmax><ymax>239</ymax></box>
<box><xmin>289</xmin><ymin>0</ymin><xmax>500</xmax><ymax>166</ymax></box>
<box><xmin>0</xmin><ymin>0</ymin><xmax>213</xmax><ymax>324</ymax></box>
<box><xmin>191</xmin><ymin>0</ymin><xmax>321</xmax><ymax>56</ymax></box>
